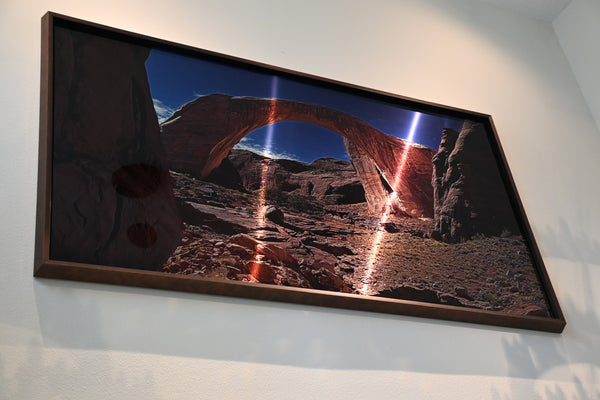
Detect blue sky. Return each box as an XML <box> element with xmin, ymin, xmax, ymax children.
<box><xmin>145</xmin><ymin>48</ymin><xmax>465</xmax><ymax>163</ymax></box>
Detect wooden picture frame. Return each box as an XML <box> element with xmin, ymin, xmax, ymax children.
<box><xmin>35</xmin><ymin>12</ymin><xmax>566</xmax><ymax>333</ymax></box>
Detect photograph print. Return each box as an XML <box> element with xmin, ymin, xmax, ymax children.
<box><xmin>36</xmin><ymin>13</ymin><xmax>565</xmax><ymax>332</ymax></box>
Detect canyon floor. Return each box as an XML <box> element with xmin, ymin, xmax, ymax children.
<box><xmin>160</xmin><ymin>168</ymin><xmax>552</xmax><ymax>317</ymax></box>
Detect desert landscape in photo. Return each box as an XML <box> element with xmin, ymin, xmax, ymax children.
<box><xmin>156</xmin><ymin>95</ymin><xmax>551</xmax><ymax>316</ymax></box>
<box><xmin>48</xmin><ymin>23</ymin><xmax>553</xmax><ymax>319</ymax></box>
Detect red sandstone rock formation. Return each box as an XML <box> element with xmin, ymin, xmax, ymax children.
<box><xmin>344</xmin><ymin>138</ymin><xmax>391</xmax><ymax>212</ymax></box>
<box><xmin>50</xmin><ymin>26</ymin><xmax>182</xmax><ymax>269</ymax></box>
<box><xmin>431</xmin><ymin>121</ymin><xmax>520</xmax><ymax>242</ymax></box>
<box><xmin>161</xmin><ymin>94</ymin><xmax>436</xmax><ymax>217</ymax></box>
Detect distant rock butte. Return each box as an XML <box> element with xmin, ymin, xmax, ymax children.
<box><xmin>209</xmin><ymin>149</ymin><xmax>367</xmax><ymax>206</ymax></box>
<box><xmin>160</xmin><ymin>94</ymin><xmax>436</xmax><ymax>217</ymax></box>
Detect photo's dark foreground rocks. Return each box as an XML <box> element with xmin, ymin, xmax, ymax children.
<box><xmin>50</xmin><ymin>26</ymin><xmax>182</xmax><ymax>269</ymax></box>
<box><xmin>162</xmin><ymin>170</ymin><xmax>552</xmax><ymax>317</ymax></box>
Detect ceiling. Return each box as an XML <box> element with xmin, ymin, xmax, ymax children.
<box><xmin>475</xmin><ymin>0</ymin><xmax>572</xmax><ymax>21</ymax></box>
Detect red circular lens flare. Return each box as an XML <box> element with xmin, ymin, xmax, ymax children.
<box><xmin>127</xmin><ymin>223</ymin><xmax>158</xmax><ymax>248</ymax></box>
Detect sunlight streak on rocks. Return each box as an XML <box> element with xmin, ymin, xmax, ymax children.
<box><xmin>359</xmin><ymin>112</ymin><xmax>421</xmax><ymax>295</ymax></box>
<box><xmin>251</xmin><ymin>77</ymin><xmax>280</xmax><ymax>273</ymax></box>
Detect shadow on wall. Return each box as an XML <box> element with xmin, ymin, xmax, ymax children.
<box><xmin>28</xmin><ymin>275</ymin><xmax>568</xmax><ymax>376</ymax></box>
<box><xmin>27</xmin><ymin>216</ymin><xmax>600</xmax><ymax>399</ymax></box>
<box><xmin>495</xmin><ymin>285</ymin><xmax>600</xmax><ymax>399</ymax></box>
<box><xmin>494</xmin><ymin>218</ymin><xmax>600</xmax><ymax>399</ymax></box>
<box><xmin>0</xmin><ymin>337</ymin><xmax>165</xmax><ymax>399</ymax></box>
<box><xmin>536</xmin><ymin>219</ymin><xmax>600</xmax><ymax>266</ymax></box>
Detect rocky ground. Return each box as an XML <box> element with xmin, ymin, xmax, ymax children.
<box><xmin>160</xmin><ymin>167</ymin><xmax>551</xmax><ymax>317</ymax></box>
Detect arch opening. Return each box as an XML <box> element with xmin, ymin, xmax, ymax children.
<box><xmin>233</xmin><ymin>120</ymin><xmax>351</xmax><ymax>164</ymax></box>
<box><xmin>207</xmin><ymin>120</ymin><xmax>368</xmax><ymax>208</ymax></box>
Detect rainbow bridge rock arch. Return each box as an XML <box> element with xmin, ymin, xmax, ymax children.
<box><xmin>160</xmin><ymin>94</ymin><xmax>436</xmax><ymax>217</ymax></box>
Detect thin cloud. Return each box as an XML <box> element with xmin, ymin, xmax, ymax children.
<box><xmin>152</xmin><ymin>98</ymin><xmax>177</xmax><ymax>123</ymax></box>
<box><xmin>234</xmin><ymin>137</ymin><xmax>303</xmax><ymax>162</ymax></box>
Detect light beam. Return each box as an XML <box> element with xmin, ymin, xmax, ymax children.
<box><xmin>359</xmin><ymin>111</ymin><xmax>421</xmax><ymax>295</ymax></box>
<box><xmin>249</xmin><ymin>77</ymin><xmax>280</xmax><ymax>278</ymax></box>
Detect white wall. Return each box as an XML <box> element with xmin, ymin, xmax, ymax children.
<box><xmin>553</xmin><ymin>0</ymin><xmax>600</xmax><ymax>133</ymax></box>
<box><xmin>1</xmin><ymin>0</ymin><xmax>599</xmax><ymax>398</ymax></box>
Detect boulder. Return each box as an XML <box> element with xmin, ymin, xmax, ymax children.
<box><xmin>376</xmin><ymin>285</ymin><xmax>441</xmax><ymax>304</ymax></box>
<box><xmin>179</xmin><ymin>201</ymin><xmax>251</xmax><ymax>234</ymax></box>
<box><xmin>265</xmin><ymin>205</ymin><xmax>285</xmax><ymax>225</ymax></box>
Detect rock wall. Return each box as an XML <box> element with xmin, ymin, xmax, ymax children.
<box><xmin>161</xmin><ymin>94</ymin><xmax>436</xmax><ymax>217</ymax></box>
<box><xmin>431</xmin><ymin>121</ymin><xmax>520</xmax><ymax>242</ymax></box>
<box><xmin>50</xmin><ymin>26</ymin><xmax>182</xmax><ymax>269</ymax></box>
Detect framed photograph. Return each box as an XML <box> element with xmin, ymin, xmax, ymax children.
<box><xmin>35</xmin><ymin>12</ymin><xmax>566</xmax><ymax>333</ymax></box>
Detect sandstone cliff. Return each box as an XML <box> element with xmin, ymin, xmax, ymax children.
<box><xmin>50</xmin><ymin>26</ymin><xmax>182</xmax><ymax>269</ymax></box>
<box><xmin>431</xmin><ymin>121</ymin><xmax>520</xmax><ymax>242</ymax></box>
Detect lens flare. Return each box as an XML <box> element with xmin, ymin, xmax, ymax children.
<box><xmin>406</xmin><ymin>111</ymin><xmax>421</xmax><ymax>143</ymax></box>
<box><xmin>359</xmin><ymin>111</ymin><xmax>421</xmax><ymax>295</ymax></box>
<box><xmin>249</xmin><ymin>77</ymin><xmax>280</xmax><ymax>275</ymax></box>
<box><xmin>255</xmin><ymin>76</ymin><xmax>279</xmax><ymax>223</ymax></box>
